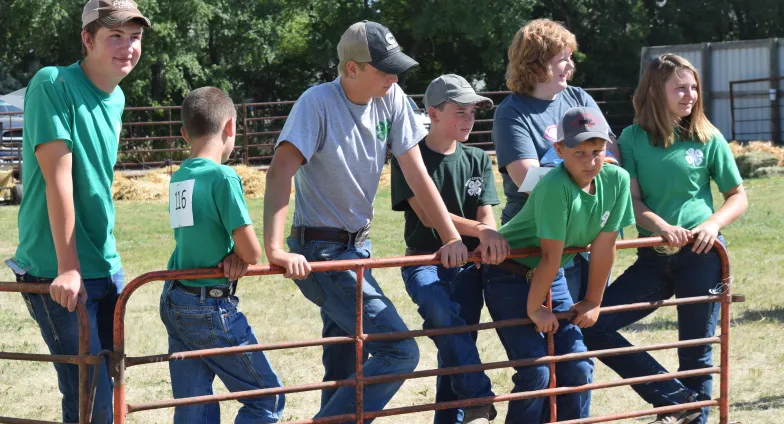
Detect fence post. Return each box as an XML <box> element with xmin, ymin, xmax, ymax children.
<box><xmin>243</xmin><ymin>104</ymin><xmax>249</xmax><ymax>166</ymax></box>
<box><xmin>547</xmin><ymin>289</ymin><xmax>556</xmax><ymax>422</ymax></box>
<box><xmin>770</xmin><ymin>40</ymin><xmax>781</xmax><ymax>144</ymax></box>
<box><xmin>729</xmin><ymin>82</ymin><xmax>736</xmax><ymax>141</ymax></box>
<box><xmin>355</xmin><ymin>266</ymin><xmax>365</xmax><ymax>423</ymax></box>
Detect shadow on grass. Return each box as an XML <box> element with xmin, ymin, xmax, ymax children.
<box><xmin>734</xmin><ymin>307</ymin><xmax>784</xmax><ymax>325</ymax></box>
<box><xmin>731</xmin><ymin>394</ymin><xmax>784</xmax><ymax>411</ymax></box>
<box><xmin>610</xmin><ymin>306</ymin><xmax>784</xmax><ymax>332</ymax></box>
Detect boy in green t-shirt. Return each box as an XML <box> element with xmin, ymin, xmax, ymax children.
<box><xmin>391</xmin><ymin>74</ymin><xmax>508</xmax><ymax>424</ymax></box>
<box><xmin>484</xmin><ymin>107</ymin><xmax>634</xmax><ymax>422</ymax></box>
<box><xmin>159</xmin><ymin>87</ymin><xmax>284</xmax><ymax>424</ymax></box>
<box><xmin>7</xmin><ymin>2</ymin><xmax>150</xmax><ymax>422</ymax></box>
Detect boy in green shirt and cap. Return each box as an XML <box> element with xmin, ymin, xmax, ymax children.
<box><xmin>159</xmin><ymin>87</ymin><xmax>284</xmax><ymax>424</ymax></box>
<box><xmin>7</xmin><ymin>1</ymin><xmax>150</xmax><ymax>422</ymax></box>
<box><xmin>484</xmin><ymin>106</ymin><xmax>634</xmax><ymax>422</ymax></box>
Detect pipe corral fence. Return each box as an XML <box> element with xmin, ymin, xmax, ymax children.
<box><xmin>113</xmin><ymin>88</ymin><xmax>634</xmax><ymax>170</ymax></box>
<box><xmin>0</xmin><ymin>237</ymin><xmax>744</xmax><ymax>424</ymax></box>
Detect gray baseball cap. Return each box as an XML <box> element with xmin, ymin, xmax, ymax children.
<box><xmin>338</xmin><ymin>21</ymin><xmax>417</xmax><ymax>75</ymax></box>
<box><xmin>424</xmin><ymin>74</ymin><xmax>493</xmax><ymax>110</ymax></box>
<box><xmin>557</xmin><ymin>106</ymin><xmax>613</xmax><ymax>147</ymax></box>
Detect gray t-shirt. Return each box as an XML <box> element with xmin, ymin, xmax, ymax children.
<box><xmin>492</xmin><ymin>86</ymin><xmax>609</xmax><ymax>224</ymax></box>
<box><xmin>277</xmin><ymin>78</ymin><xmax>427</xmax><ymax>232</ymax></box>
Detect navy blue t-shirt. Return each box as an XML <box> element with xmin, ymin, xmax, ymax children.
<box><xmin>492</xmin><ymin>86</ymin><xmax>611</xmax><ymax>223</ymax></box>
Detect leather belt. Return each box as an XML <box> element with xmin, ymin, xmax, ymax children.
<box><xmin>174</xmin><ymin>280</ymin><xmax>237</xmax><ymax>298</ymax></box>
<box><xmin>291</xmin><ymin>225</ymin><xmax>370</xmax><ymax>247</ymax></box>
<box><xmin>496</xmin><ymin>259</ymin><xmax>536</xmax><ymax>281</ymax></box>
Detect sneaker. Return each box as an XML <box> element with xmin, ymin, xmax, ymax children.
<box><xmin>463</xmin><ymin>404</ymin><xmax>493</xmax><ymax>424</ymax></box>
<box><xmin>648</xmin><ymin>409</ymin><xmax>702</xmax><ymax>424</ymax></box>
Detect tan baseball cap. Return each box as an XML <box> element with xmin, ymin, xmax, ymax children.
<box><xmin>82</xmin><ymin>0</ymin><xmax>151</xmax><ymax>29</ymax></box>
<box><xmin>338</xmin><ymin>21</ymin><xmax>417</xmax><ymax>75</ymax></box>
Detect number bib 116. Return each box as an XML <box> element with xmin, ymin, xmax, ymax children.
<box><xmin>170</xmin><ymin>179</ymin><xmax>195</xmax><ymax>228</ymax></box>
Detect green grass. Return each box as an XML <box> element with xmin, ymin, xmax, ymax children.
<box><xmin>0</xmin><ymin>175</ymin><xmax>783</xmax><ymax>423</ymax></box>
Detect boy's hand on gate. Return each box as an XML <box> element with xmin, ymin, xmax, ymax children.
<box><xmin>437</xmin><ymin>239</ymin><xmax>468</xmax><ymax>268</ymax></box>
<box><xmin>571</xmin><ymin>300</ymin><xmax>601</xmax><ymax>328</ymax></box>
<box><xmin>50</xmin><ymin>270</ymin><xmax>86</xmax><ymax>312</ymax></box>
<box><xmin>528</xmin><ymin>305</ymin><xmax>559</xmax><ymax>333</ymax></box>
<box><xmin>477</xmin><ymin>226</ymin><xmax>510</xmax><ymax>265</ymax></box>
<box><xmin>218</xmin><ymin>253</ymin><xmax>250</xmax><ymax>280</ymax></box>
<box><xmin>268</xmin><ymin>248</ymin><xmax>312</xmax><ymax>280</ymax></box>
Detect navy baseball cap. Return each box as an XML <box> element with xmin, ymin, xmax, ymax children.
<box><xmin>557</xmin><ymin>107</ymin><xmax>613</xmax><ymax>147</ymax></box>
<box><xmin>338</xmin><ymin>20</ymin><xmax>418</xmax><ymax>75</ymax></box>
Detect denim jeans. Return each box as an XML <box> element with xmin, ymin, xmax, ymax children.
<box><xmin>400</xmin><ymin>263</ymin><xmax>493</xmax><ymax>424</ymax></box>
<box><xmin>483</xmin><ymin>265</ymin><xmax>593</xmax><ymax>423</ymax></box>
<box><xmin>287</xmin><ymin>237</ymin><xmax>419</xmax><ymax>422</ymax></box>
<box><xmin>16</xmin><ymin>269</ymin><xmax>124</xmax><ymax>424</ymax></box>
<box><xmin>159</xmin><ymin>280</ymin><xmax>285</xmax><ymax>424</ymax></box>
<box><xmin>582</xmin><ymin>236</ymin><xmax>725</xmax><ymax>424</ymax></box>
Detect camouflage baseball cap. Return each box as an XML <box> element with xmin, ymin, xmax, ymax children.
<box><xmin>82</xmin><ymin>0</ymin><xmax>151</xmax><ymax>29</ymax></box>
<box><xmin>557</xmin><ymin>106</ymin><xmax>613</xmax><ymax>147</ymax></box>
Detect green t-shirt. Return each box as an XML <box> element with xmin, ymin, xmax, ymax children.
<box><xmin>167</xmin><ymin>158</ymin><xmax>253</xmax><ymax>287</ymax></box>
<box><xmin>15</xmin><ymin>62</ymin><xmax>124</xmax><ymax>279</ymax></box>
<box><xmin>391</xmin><ymin>141</ymin><xmax>499</xmax><ymax>253</ymax></box>
<box><xmin>619</xmin><ymin>124</ymin><xmax>743</xmax><ymax>236</ymax></box>
<box><xmin>498</xmin><ymin>163</ymin><xmax>635</xmax><ymax>269</ymax></box>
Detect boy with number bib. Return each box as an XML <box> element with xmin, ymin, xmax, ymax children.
<box><xmin>483</xmin><ymin>107</ymin><xmax>634</xmax><ymax>423</ymax></box>
<box><xmin>159</xmin><ymin>87</ymin><xmax>284</xmax><ymax>424</ymax></box>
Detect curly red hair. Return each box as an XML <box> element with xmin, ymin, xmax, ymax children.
<box><xmin>505</xmin><ymin>19</ymin><xmax>578</xmax><ymax>95</ymax></box>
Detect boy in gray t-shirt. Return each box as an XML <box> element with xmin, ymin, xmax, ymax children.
<box><xmin>263</xmin><ymin>21</ymin><xmax>468</xmax><ymax>420</ymax></box>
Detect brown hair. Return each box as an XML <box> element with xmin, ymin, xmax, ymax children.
<box><xmin>81</xmin><ymin>21</ymin><xmax>102</xmax><ymax>57</ymax></box>
<box><xmin>181</xmin><ymin>87</ymin><xmax>237</xmax><ymax>139</ymax></box>
<box><xmin>505</xmin><ymin>19</ymin><xmax>578</xmax><ymax>95</ymax></box>
<box><xmin>634</xmin><ymin>54</ymin><xmax>716</xmax><ymax>148</ymax></box>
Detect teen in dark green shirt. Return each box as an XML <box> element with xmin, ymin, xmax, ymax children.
<box><xmin>391</xmin><ymin>74</ymin><xmax>505</xmax><ymax>424</ymax></box>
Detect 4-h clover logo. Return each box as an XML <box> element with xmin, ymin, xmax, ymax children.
<box><xmin>376</xmin><ymin>120</ymin><xmax>391</xmax><ymax>143</ymax></box>
<box><xmin>465</xmin><ymin>177</ymin><xmax>483</xmax><ymax>197</ymax></box>
<box><xmin>685</xmin><ymin>148</ymin><xmax>704</xmax><ymax>166</ymax></box>
<box><xmin>600</xmin><ymin>210</ymin><xmax>610</xmax><ymax>227</ymax></box>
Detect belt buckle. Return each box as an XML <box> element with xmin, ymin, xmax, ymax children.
<box><xmin>525</xmin><ymin>267</ymin><xmax>536</xmax><ymax>281</ymax></box>
<box><xmin>653</xmin><ymin>244</ymin><xmax>681</xmax><ymax>256</ymax></box>
<box><xmin>354</xmin><ymin>225</ymin><xmax>370</xmax><ymax>247</ymax></box>
<box><xmin>207</xmin><ymin>288</ymin><xmax>225</xmax><ymax>298</ymax></box>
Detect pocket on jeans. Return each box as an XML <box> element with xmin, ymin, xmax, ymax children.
<box><xmin>173</xmin><ymin>310</ymin><xmax>217</xmax><ymax>347</ymax></box>
<box><xmin>313</xmin><ymin>241</ymin><xmax>349</xmax><ymax>261</ymax></box>
<box><xmin>21</xmin><ymin>293</ymin><xmax>37</xmax><ymax>321</ymax></box>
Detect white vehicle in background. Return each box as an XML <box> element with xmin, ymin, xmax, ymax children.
<box><xmin>407</xmin><ymin>97</ymin><xmax>431</xmax><ymax>131</ymax></box>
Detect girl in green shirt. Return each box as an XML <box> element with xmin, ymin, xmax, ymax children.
<box><xmin>582</xmin><ymin>54</ymin><xmax>748</xmax><ymax>424</ymax></box>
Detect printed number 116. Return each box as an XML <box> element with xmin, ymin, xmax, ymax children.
<box><xmin>174</xmin><ymin>190</ymin><xmax>187</xmax><ymax>210</ymax></box>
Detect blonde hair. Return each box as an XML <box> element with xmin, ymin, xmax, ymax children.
<box><xmin>338</xmin><ymin>60</ymin><xmax>367</xmax><ymax>78</ymax></box>
<box><xmin>505</xmin><ymin>19</ymin><xmax>578</xmax><ymax>95</ymax></box>
<box><xmin>634</xmin><ymin>54</ymin><xmax>717</xmax><ymax>148</ymax></box>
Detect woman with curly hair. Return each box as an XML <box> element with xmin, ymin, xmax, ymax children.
<box><xmin>492</xmin><ymin>19</ymin><xmax>620</xmax><ymax>304</ymax></box>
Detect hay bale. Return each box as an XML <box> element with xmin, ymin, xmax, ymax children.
<box><xmin>233</xmin><ymin>165</ymin><xmax>267</xmax><ymax>198</ymax></box>
<box><xmin>735</xmin><ymin>151</ymin><xmax>779</xmax><ymax>179</ymax></box>
<box><xmin>729</xmin><ymin>141</ymin><xmax>784</xmax><ymax>166</ymax></box>
<box><xmin>113</xmin><ymin>166</ymin><xmax>175</xmax><ymax>201</ymax></box>
<box><xmin>751</xmin><ymin>166</ymin><xmax>784</xmax><ymax>179</ymax></box>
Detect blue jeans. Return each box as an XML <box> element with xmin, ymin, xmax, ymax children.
<box><xmin>582</xmin><ymin>237</ymin><xmax>725</xmax><ymax>424</ymax></box>
<box><xmin>16</xmin><ymin>269</ymin><xmax>124</xmax><ymax>424</ymax></box>
<box><xmin>159</xmin><ymin>280</ymin><xmax>285</xmax><ymax>424</ymax></box>
<box><xmin>483</xmin><ymin>265</ymin><xmax>593</xmax><ymax>423</ymax></box>
<box><xmin>287</xmin><ymin>237</ymin><xmax>419</xmax><ymax>422</ymax></box>
<box><xmin>401</xmin><ymin>263</ymin><xmax>493</xmax><ymax>424</ymax></box>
